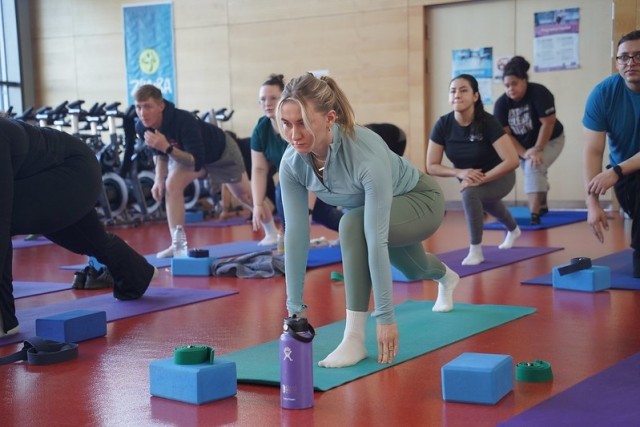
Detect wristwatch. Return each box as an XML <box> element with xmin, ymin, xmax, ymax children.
<box><xmin>165</xmin><ymin>145</ymin><xmax>174</xmax><ymax>155</ymax></box>
<box><xmin>612</xmin><ymin>164</ymin><xmax>624</xmax><ymax>180</ymax></box>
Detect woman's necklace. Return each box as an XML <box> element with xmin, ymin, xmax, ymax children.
<box><xmin>309</xmin><ymin>152</ymin><xmax>326</xmax><ymax>180</ymax></box>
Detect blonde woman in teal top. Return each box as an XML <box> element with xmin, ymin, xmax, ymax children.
<box><xmin>277</xmin><ymin>73</ymin><xmax>459</xmax><ymax>368</ymax></box>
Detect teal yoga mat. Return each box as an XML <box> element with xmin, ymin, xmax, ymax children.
<box><xmin>223</xmin><ymin>300</ymin><xmax>535</xmax><ymax>391</ymax></box>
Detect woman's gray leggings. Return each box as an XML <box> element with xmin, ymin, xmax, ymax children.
<box><xmin>461</xmin><ymin>171</ymin><xmax>517</xmax><ymax>245</ymax></box>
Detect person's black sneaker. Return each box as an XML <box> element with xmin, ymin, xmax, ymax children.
<box><xmin>539</xmin><ymin>207</ymin><xmax>549</xmax><ymax>217</ymax></box>
<box><xmin>633</xmin><ymin>250</ymin><xmax>640</xmax><ymax>279</ymax></box>
<box><xmin>84</xmin><ymin>266</ymin><xmax>114</xmax><ymax>290</ymax></box>
<box><xmin>530</xmin><ymin>213</ymin><xmax>541</xmax><ymax>225</ymax></box>
<box><xmin>72</xmin><ymin>270</ymin><xmax>87</xmax><ymax>289</ymax></box>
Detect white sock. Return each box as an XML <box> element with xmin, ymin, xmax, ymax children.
<box><xmin>433</xmin><ymin>265</ymin><xmax>459</xmax><ymax>312</ymax></box>
<box><xmin>318</xmin><ymin>310</ymin><xmax>368</xmax><ymax>368</ymax></box>
<box><xmin>156</xmin><ymin>245</ymin><xmax>174</xmax><ymax>258</ymax></box>
<box><xmin>461</xmin><ymin>244</ymin><xmax>484</xmax><ymax>265</ymax></box>
<box><xmin>258</xmin><ymin>219</ymin><xmax>278</xmax><ymax>246</ymax></box>
<box><xmin>499</xmin><ymin>226</ymin><xmax>521</xmax><ymax>250</ymax></box>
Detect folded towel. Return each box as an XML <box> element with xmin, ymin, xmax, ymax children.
<box><xmin>212</xmin><ymin>250</ymin><xmax>285</xmax><ymax>278</ymax></box>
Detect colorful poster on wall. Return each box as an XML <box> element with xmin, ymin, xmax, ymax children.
<box><xmin>452</xmin><ymin>47</ymin><xmax>493</xmax><ymax>105</ymax></box>
<box><xmin>533</xmin><ymin>8</ymin><xmax>580</xmax><ymax>72</ymax></box>
<box><xmin>123</xmin><ymin>2</ymin><xmax>176</xmax><ymax>105</ymax></box>
<box><xmin>494</xmin><ymin>55</ymin><xmax>511</xmax><ymax>83</ymax></box>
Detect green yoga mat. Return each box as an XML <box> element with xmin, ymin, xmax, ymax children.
<box><xmin>223</xmin><ymin>300</ymin><xmax>535</xmax><ymax>391</ymax></box>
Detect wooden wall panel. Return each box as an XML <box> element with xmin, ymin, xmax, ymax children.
<box><xmin>30</xmin><ymin>0</ymin><xmax>74</xmax><ymax>38</ymax></box>
<box><xmin>31</xmin><ymin>37</ymin><xmax>78</xmax><ymax>106</ymax></box>
<box><xmin>173</xmin><ymin>0</ymin><xmax>229</xmax><ymax>28</ymax></box>
<box><xmin>227</xmin><ymin>0</ymin><xmax>405</xmax><ymax>24</ymax></box>
<box><xmin>174</xmin><ymin>26</ymin><xmax>231</xmax><ymax>112</ymax></box>
<box><xmin>407</xmin><ymin>5</ymin><xmax>427</xmax><ymax>169</ymax></box>
<box><xmin>613</xmin><ymin>0</ymin><xmax>637</xmax><ymax>49</ymax></box>
<box><xmin>74</xmin><ymin>35</ymin><xmax>127</xmax><ymax>105</ymax></box>
<box><xmin>227</xmin><ymin>7</ymin><xmax>410</xmax><ymax>139</ymax></box>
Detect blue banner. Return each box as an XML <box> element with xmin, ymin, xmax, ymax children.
<box><xmin>123</xmin><ymin>2</ymin><xmax>176</xmax><ymax>105</ymax></box>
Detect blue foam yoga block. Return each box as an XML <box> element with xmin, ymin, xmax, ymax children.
<box><xmin>149</xmin><ymin>357</ymin><xmax>237</xmax><ymax>404</ymax></box>
<box><xmin>552</xmin><ymin>265</ymin><xmax>611</xmax><ymax>292</ymax></box>
<box><xmin>171</xmin><ymin>256</ymin><xmax>216</xmax><ymax>276</ymax></box>
<box><xmin>442</xmin><ymin>352</ymin><xmax>514</xmax><ymax>404</ymax></box>
<box><xmin>36</xmin><ymin>310</ymin><xmax>107</xmax><ymax>343</ymax></box>
<box><xmin>185</xmin><ymin>210</ymin><xmax>205</xmax><ymax>223</ymax></box>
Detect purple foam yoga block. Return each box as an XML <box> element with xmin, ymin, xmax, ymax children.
<box><xmin>442</xmin><ymin>352</ymin><xmax>514</xmax><ymax>404</ymax></box>
<box><xmin>552</xmin><ymin>265</ymin><xmax>611</xmax><ymax>292</ymax></box>
<box><xmin>149</xmin><ymin>357</ymin><xmax>237</xmax><ymax>405</ymax></box>
<box><xmin>35</xmin><ymin>310</ymin><xmax>107</xmax><ymax>343</ymax></box>
<box><xmin>171</xmin><ymin>256</ymin><xmax>215</xmax><ymax>276</ymax></box>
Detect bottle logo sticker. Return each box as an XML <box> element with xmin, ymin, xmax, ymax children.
<box><xmin>283</xmin><ymin>346</ymin><xmax>293</xmax><ymax>361</ymax></box>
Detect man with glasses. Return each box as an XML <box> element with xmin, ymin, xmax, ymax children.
<box><xmin>583</xmin><ymin>30</ymin><xmax>640</xmax><ymax>278</ymax></box>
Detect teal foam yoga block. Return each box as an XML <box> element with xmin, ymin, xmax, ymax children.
<box><xmin>149</xmin><ymin>357</ymin><xmax>237</xmax><ymax>404</ymax></box>
<box><xmin>171</xmin><ymin>257</ymin><xmax>215</xmax><ymax>276</ymax></box>
<box><xmin>442</xmin><ymin>352</ymin><xmax>514</xmax><ymax>404</ymax></box>
<box><xmin>552</xmin><ymin>265</ymin><xmax>611</xmax><ymax>292</ymax></box>
<box><xmin>36</xmin><ymin>310</ymin><xmax>107</xmax><ymax>343</ymax></box>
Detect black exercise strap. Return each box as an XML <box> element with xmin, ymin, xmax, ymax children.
<box><xmin>0</xmin><ymin>336</ymin><xmax>78</xmax><ymax>365</ymax></box>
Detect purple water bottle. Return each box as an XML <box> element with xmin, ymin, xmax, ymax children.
<box><xmin>280</xmin><ymin>315</ymin><xmax>315</xmax><ymax>409</ymax></box>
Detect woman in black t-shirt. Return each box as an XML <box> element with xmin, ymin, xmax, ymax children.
<box><xmin>427</xmin><ymin>74</ymin><xmax>520</xmax><ymax>266</ymax></box>
<box><xmin>494</xmin><ymin>56</ymin><xmax>565</xmax><ymax>225</ymax></box>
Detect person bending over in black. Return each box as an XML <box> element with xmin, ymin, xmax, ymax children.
<box><xmin>0</xmin><ymin>117</ymin><xmax>157</xmax><ymax>337</ymax></box>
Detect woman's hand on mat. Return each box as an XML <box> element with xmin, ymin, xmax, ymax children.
<box><xmin>377</xmin><ymin>323</ymin><xmax>398</xmax><ymax>364</ymax></box>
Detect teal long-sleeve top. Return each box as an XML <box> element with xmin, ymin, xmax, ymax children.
<box><xmin>279</xmin><ymin>124</ymin><xmax>419</xmax><ymax>322</ymax></box>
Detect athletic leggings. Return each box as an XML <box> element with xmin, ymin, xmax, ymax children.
<box><xmin>462</xmin><ymin>171</ymin><xmax>518</xmax><ymax>245</ymax></box>
<box><xmin>339</xmin><ymin>173</ymin><xmax>446</xmax><ymax>321</ymax></box>
<box><xmin>1</xmin><ymin>136</ymin><xmax>155</xmax><ymax>332</ymax></box>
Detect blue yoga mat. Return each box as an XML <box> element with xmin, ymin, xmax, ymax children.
<box><xmin>223</xmin><ymin>300</ymin><xmax>535</xmax><ymax>391</ymax></box>
<box><xmin>12</xmin><ymin>236</ymin><xmax>53</xmax><ymax>249</ymax></box>
<box><xmin>14</xmin><ymin>281</ymin><xmax>71</xmax><ymax>299</ymax></box>
<box><xmin>522</xmin><ymin>249</ymin><xmax>640</xmax><ymax>290</ymax></box>
<box><xmin>307</xmin><ymin>245</ymin><xmax>342</xmax><ymax>268</ymax></box>
<box><xmin>62</xmin><ymin>242</ymin><xmax>340</xmax><ymax>271</ymax></box>
<box><xmin>499</xmin><ymin>352</ymin><xmax>640</xmax><ymax>426</ymax></box>
<box><xmin>60</xmin><ymin>240</ymin><xmax>276</xmax><ymax>270</ymax></box>
<box><xmin>0</xmin><ymin>287</ymin><xmax>238</xmax><ymax>347</ymax></box>
<box><xmin>392</xmin><ymin>246</ymin><xmax>564</xmax><ymax>282</ymax></box>
<box><xmin>484</xmin><ymin>207</ymin><xmax>587</xmax><ymax>231</ymax></box>
<box><xmin>184</xmin><ymin>216</ymin><xmax>250</xmax><ymax>228</ymax></box>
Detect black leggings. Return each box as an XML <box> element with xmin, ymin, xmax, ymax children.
<box><xmin>1</xmin><ymin>137</ymin><xmax>154</xmax><ymax>332</ymax></box>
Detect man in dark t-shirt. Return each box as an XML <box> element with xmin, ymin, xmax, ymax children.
<box><xmin>134</xmin><ymin>85</ymin><xmax>278</xmax><ymax>258</ymax></box>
